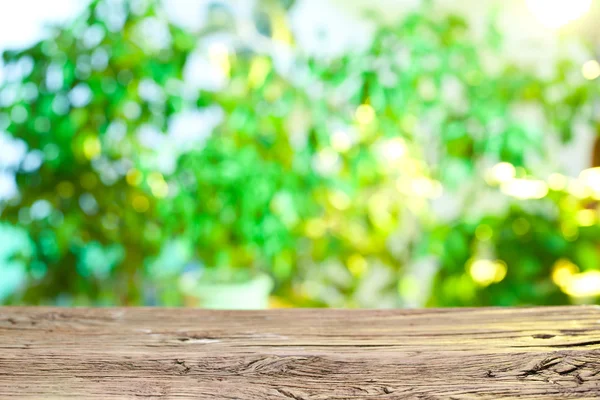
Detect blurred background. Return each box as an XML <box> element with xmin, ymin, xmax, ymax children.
<box><xmin>1</xmin><ymin>0</ymin><xmax>600</xmax><ymax>308</ymax></box>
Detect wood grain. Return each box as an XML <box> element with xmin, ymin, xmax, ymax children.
<box><xmin>0</xmin><ymin>306</ymin><xmax>599</xmax><ymax>399</ymax></box>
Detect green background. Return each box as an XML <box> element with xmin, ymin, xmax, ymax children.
<box><xmin>1</xmin><ymin>0</ymin><xmax>600</xmax><ymax>307</ymax></box>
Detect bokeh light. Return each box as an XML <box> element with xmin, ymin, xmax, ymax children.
<box><xmin>468</xmin><ymin>259</ymin><xmax>507</xmax><ymax>287</ymax></box>
<box><xmin>526</xmin><ymin>0</ymin><xmax>592</xmax><ymax>29</ymax></box>
<box><xmin>582</xmin><ymin>60</ymin><xmax>600</xmax><ymax>80</ymax></box>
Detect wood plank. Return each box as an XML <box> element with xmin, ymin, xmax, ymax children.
<box><xmin>0</xmin><ymin>306</ymin><xmax>599</xmax><ymax>399</ymax></box>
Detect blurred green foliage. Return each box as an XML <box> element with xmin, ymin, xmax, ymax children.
<box><xmin>1</xmin><ymin>0</ymin><xmax>600</xmax><ymax>307</ymax></box>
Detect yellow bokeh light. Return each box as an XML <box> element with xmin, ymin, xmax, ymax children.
<box><xmin>547</xmin><ymin>173</ymin><xmax>567</xmax><ymax>191</ymax></box>
<box><xmin>305</xmin><ymin>218</ymin><xmax>327</xmax><ymax>238</ymax></box>
<box><xmin>328</xmin><ymin>190</ymin><xmax>351</xmax><ymax>210</ymax></box>
<box><xmin>268</xmin><ymin>296</ymin><xmax>294</xmax><ymax>309</ymax></box>
<box><xmin>489</xmin><ymin>162</ymin><xmax>516</xmax><ymax>184</ymax></box>
<box><xmin>248</xmin><ymin>57</ymin><xmax>271</xmax><ymax>88</ymax></box>
<box><xmin>552</xmin><ymin>258</ymin><xmax>579</xmax><ymax>287</ymax></box>
<box><xmin>579</xmin><ymin>167</ymin><xmax>600</xmax><ymax>193</ymax></box>
<box><xmin>563</xmin><ymin>271</ymin><xmax>600</xmax><ymax>298</ymax></box>
<box><xmin>367</xmin><ymin>192</ymin><xmax>394</xmax><ymax>229</ymax></box>
<box><xmin>559</xmin><ymin>196</ymin><xmax>578</xmax><ymax>211</ymax></box>
<box><xmin>147</xmin><ymin>172</ymin><xmax>169</xmax><ymax>198</ymax></box>
<box><xmin>355</xmin><ymin>104</ymin><xmax>375</xmax><ymax>125</ymax></box>
<box><xmin>151</xmin><ymin>182</ymin><xmax>169</xmax><ymax>198</ymax></box>
<box><xmin>132</xmin><ymin>194</ymin><xmax>150</xmax><ymax>213</ymax></box>
<box><xmin>368</xmin><ymin>192</ymin><xmax>389</xmax><ymax>214</ymax></box>
<box><xmin>576</xmin><ymin>209</ymin><xmax>597</xmax><ymax>227</ymax></box>
<box><xmin>407</xmin><ymin>177</ymin><xmax>443</xmax><ymax>198</ymax></box>
<box><xmin>401</xmin><ymin>114</ymin><xmax>418</xmax><ymax>132</ymax></box>
<box><xmin>347</xmin><ymin>254</ymin><xmax>368</xmax><ymax>277</ymax></box>
<box><xmin>468</xmin><ymin>259</ymin><xmax>507</xmax><ymax>287</ymax></box>
<box><xmin>381</xmin><ymin>138</ymin><xmax>407</xmax><ymax>163</ymax></box>
<box><xmin>568</xmin><ymin>180</ymin><xmax>589</xmax><ymax>199</ymax></box>
<box><xmin>346</xmin><ymin>222</ymin><xmax>368</xmax><ymax>248</ymax></box>
<box><xmin>56</xmin><ymin>181</ymin><xmax>75</xmax><ymax>199</ymax></box>
<box><xmin>526</xmin><ymin>0</ymin><xmax>591</xmax><ymax>29</ymax></box>
<box><xmin>501</xmin><ymin>179</ymin><xmax>548</xmax><ymax>199</ymax></box>
<box><xmin>398</xmin><ymin>275</ymin><xmax>421</xmax><ymax>299</ymax></box>
<box><xmin>552</xmin><ymin>259</ymin><xmax>600</xmax><ymax>298</ymax></box>
<box><xmin>271</xmin><ymin>13</ymin><xmax>293</xmax><ymax>44</ymax></box>
<box><xmin>560</xmin><ymin>222</ymin><xmax>579</xmax><ymax>241</ymax></box>
<box><xmin>314</xmin><ymin>148</ymin><xmax>340</xmax><ymax>175</ymax></box>
<box><xmin>83</xmin><ymin>136</ymin><xmax>101</xmax><ymax>160</ymax></box>
<box><xmin>475</xmin><ymin>224</ymin><xmax>493</xmax><ymax>241</ymax></box>
<box><xmin>331</xmin><ymin>130</ymin><xmax>352</xmax><ymax>153</ymax></box>
<box><xmin>126</xmin><ymin>168</ymin><xmax>143</xmax><ymax>186</ymax></box>
<box><xmin>582</xmin><ymin>60</ymin><xmax>600</xmax><ymax>80</ymax></box>
<box><xmin>264</xmin><ymin>82</ymin><xmax>284</xmax><ymax>102</ymax></box>
<box><xmin>147</xmin><ymin>172</ymin><xmax>164</xmax><ymax>186</ymax></box>
<box><xmin>209</xmin><ymin>43</ymin><xmax>231</xmax><ymax>77</ymax></box>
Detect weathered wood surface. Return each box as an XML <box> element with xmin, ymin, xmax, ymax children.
<box><xmin>0</xmin><ymin>307</ymin><xmax>599</xmax><ymax>399</ymax></box>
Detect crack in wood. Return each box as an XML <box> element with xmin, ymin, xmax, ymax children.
<box><xmin>275</xmin><ymin>388</ymin><xmax>306</xmax><ymax>400</ymax></box>
<box><xmin>513</xmin><ymin>339</ymin><xmax>600</xmax><ymax>348</ymax></box>
<box><xmin>519</xmin><ymin>356</ymin><xmax>563</xmax><ymax>378</ymax></box>
<box><xmin>174</xmin><ymin>359</ymin><xmax>191</xmax><ymax>375</ymax></box>
<box><xmin>532</xmin><ymin>334</ymin><xmax>555</xmax><ymax>339</ymax></box>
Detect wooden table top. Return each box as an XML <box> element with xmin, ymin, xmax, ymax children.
<box><xmin>0</xmin><ymin>306</ymin><xmax>599</xmax><ymax>399</ymax></box>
